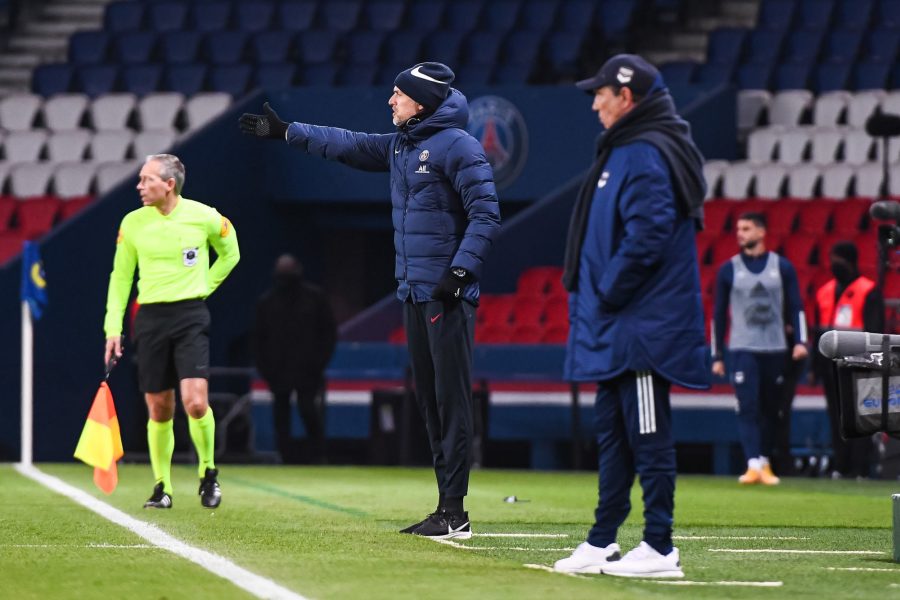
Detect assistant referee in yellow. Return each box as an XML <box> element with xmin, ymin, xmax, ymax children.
<box><xmin>103</xmin><ymin>153</ymin><xmax>240</xmax><ymax>509</ymax></box>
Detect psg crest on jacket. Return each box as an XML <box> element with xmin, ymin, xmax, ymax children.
<box><xmin>466</xmin><ymin>95</ymin><xmax>528</xmax><ymax>191</ymax></box>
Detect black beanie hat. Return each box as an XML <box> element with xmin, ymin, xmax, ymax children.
<box><xmin>830</xmin><ymin>241</ymin><xmax>858</xmax><ymax>265</ymax></box>
<box><xmin>394</xmin><ymin>62</ymin><xmax>455</xmax><ymax>111</ymax></box>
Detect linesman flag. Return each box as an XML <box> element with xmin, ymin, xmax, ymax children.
<box><xmin>74</xmin><ymin>382</ymin><xmax>124</xmax><ymax>494</ymax></box>
<box><xmin>20</xmin><ymin>241</ymin><xmax>47</xmax><ymax>319</ymax></box>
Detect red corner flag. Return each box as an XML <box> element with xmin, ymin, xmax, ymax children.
<box><xmin>74</xmin><ymin>382</ymin><xmax>124</xmax><ymax>494</ymax></box>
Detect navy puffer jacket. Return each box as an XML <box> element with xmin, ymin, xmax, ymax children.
<box><xmin>286</xmin><ymin>89</ymin><xmax>501</xmax><ymax>303</ymax></box>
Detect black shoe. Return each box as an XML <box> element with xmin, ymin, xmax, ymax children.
<box><xmin>199</xmin><ymin>468</ymin><xmax>222</xmax><ymax>509</ymax></box>
<box><xmin>399</xmin><ymin>512</ymin><xmax>436</xmax><ymax>534</ymax></box>
<box><xmin>412</xmin><ymin>510</ymin><xmax>472</xmax><ymax>539</ymax></box>
<box><xmin>143</xmin><ymin>483</ymin><xmax>172</xmax><ymax>509</ymax></box>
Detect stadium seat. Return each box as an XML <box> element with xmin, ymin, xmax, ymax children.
<box><xmin>736</xmin><ymin>63</ymin><xmax>774</xmax><ymax>90</ymax></box>
<box><xmin>843</xmin><ymin>130</ymin><xmax>876</xmax><ymax>165</ymax></box>
<box><xmin>836</xmin><ymin>0</ymin><xmax>873</xmax><ymax>30</ymax></box>
<box><xmin>159</xmin><ymin>31</ymin><xmax>202</xmax><ymax>64</ymax></box>
<box><xmin>557</xmin><ymin>0</ymin><xmax>595</xmax><ymax>33</ymax></box>
<box><xmin>875</xmin><ymin>0</ymin><xmax>900</xmax><ymax>29</ymax></box>
<box><xmin>702</xmin><ymin>198</ymin><xmax>732</xmax><ymax>232</ymax></box>
<box><xmin>76</xmin><ymin>65</ymin><xmax>118</xmax><ymax>98</ymax></box>
<box><xmin>209</xmin><ymin>65</ymin><xmax>252</xmax><ymax>96</ymax></box>
<box><xmin>0</xmin><ymin>230</ymin><xmax>26</xmax><ymax>263</ymax></box>
<box><xmin>541</xmin><ymin>324</ymin><xmax>569</xmax><ymax>344</ymax></box>
<box><xmin>854</xmin><ymin>162</ymin><xmax>884</xmax><ymax>197</ymax></box>
<box><xmin>798</xmin><ymin>0</ymin><xmax>836</xmax><ymax>29</ymax></box>
<box><xmin>464</xmin><ymin>32</ymin><xmax>503</xmax><ymax>66</ymax></box>
<box><xmin>786</xmin><ymin>163</ymin><xmax>821</xmax><ymax>198</ymax></box>
<box><xmin>89</xmin><ymin>93</ymin><xmax>136</xmax><ymax>130</ymax></box>
<box><xmin>104</xmin><ymin>1</ymin><xmax>144</xmax><ymax>33</ymax></box>
<box><xmin>253</xmin><ymin>63</ymin><xmax>297</xmax><ymax>89</ymax></box>
<box><xmin>10</xmin><ymin>164</ymin><xmax>54</xmax><ymax>198</ymax></box>
<box><xmin>68</xmin><ymin>31</ymin><xmax>110</xmax><ymax>65</ymax></box>
<box><xmin>766</xmin><ymin>200</ymin><xmax>801</xmax><ymax>236</ymax></box>
<box><xmin>597</xmin><ymin>0</ymin><xmax>636</xmax><ymax>42</ymax></box>
<box><xmin>503</xmin><ymin>31</ymin><xmax>544</xmax><ymax>67</ymax></box>
<box><xmin>769</xmin><ymin>90</ymin><xmax>813</xmax><ymax>126</ymax></box>
<box><xmin>54</xmin><ymin>162</ymin><xmax>97</xmax><ymax>197</ymax></box>
<box><xmin>183</xmin><ymin>93</ymin><xmax>231</xmax><ymax>130</ymax></box>
<box><xmin>781</xmin><ymin>232</ymin><xmax>819</xmax><ymax>266</ymax></box>
<box><xmin>0</xmin><ymin>196</ymin><xmax>14</xmax><ymax>231</ymax></box>
<box><xmin>747</xmin><ymin>127</ymin><xmax>781</xmax><ymax>162</ymax></box>
<box><xmin>121</xmin><ymin>64</ymin><xmax>164</xmax><ymax>97</ymax></box>
<box><xmin>164</xmin><ymin>64</ymin><xmax>208</xmax><ymax>97</ymax></box>
<box><xmin>810</xmin><ymin>127</ymin><xmax>842</xmax><ymax>164</ymax></box>
<box><xmin>852</xmin><ymin>60</ymin><xmax>892</xmax><ymax>91</ymax></box>
<box><xmin>737</xmin><ymin>90</ymin><xmax>771</xmax><ymax>132</ymax></box>
<box><xmin>847</xmin><ymin>90</ymin><xmax>885</xmax><ymax>128</ymax></box>
<box><xmin>510</xmin><ymin>296</ymin><xmax>546</xmax><ymax>326</ymax></box>
<box><xmin>745</xmin><ymin>28</ymin><xmax>785</xmax><ymax>65</ymax></box>
<box><xmin>296</xmin><ymin>30</ymin><xmax>342</xmax><ymax>64</ymax></box>
<box><xmin>711</xmin><ymin>235</ymin><xmax>739</xmax><ymax>267</ymax></box>
<box><xmin>365</xmin><ymin>0</ymin><xmax>407</xmax><ymax>32</ymax></box>
<box><xmin>543</xmin><ymin>30</ymin><xmax>587</xmax><ymax>78</ymax></box>
<box><xmin>204</xmin><ymin>32</ymin><xmax>248</xmax><ymax>65</ymax></box>
<box><xmin>90</xmin><ymin>130</ymin><xmax>134</xmax><ymax>161</ymax></box>
<box><xmin>346</xmin><ymin>32</ymin><xmax>386</xmax><ymax>65</ymax></box>
<box><xmin>478</xmin><ymin>294</ymin><xmax>515</xmax><ymax>326</ymax></box>
<box><xmin>520</xmin><ymin>0</ymin><xmax>559</xmax><ymax>33</ymax></box>
<box><xmin>493</xmin><ymin>64</ymin><xmax>533</xmax><ymax>84</ymax></box>
<box><xmin>476</xmin><ymin>322</ymin><xmax>513</xmax><ymax>344</ymax></box>
<box><xmin>482</xmin><ymin>0</ymin><xmax>521</xmax><ymax>33</ymax></box>
<box><xmin>754</xmin><ymin>163</ymin><xmax>787</xmax><ymax>198</ymax></box>
<box><xmin>706</xmin><ymin>27</ymin><xmax>748</xmax><ymax>66</ymax></box>
<box><xmin>58</xmin><ymin>195</ymin><xmax>94</xmax><ymax>220</ymax></box>
<box><xmin>773</xmin><ymin>62</ymin><xmax>813</xmax><ymax>92</ymax></box>
<box><xmin>821</xmin><ymin>29</ymin><xmax>863</xmax><ymax>64</ymax></box>
<box><xmin>16</xmin><ymin>196</ymin><xmax>60</xmax><ymax>238</ymax></box>
<box><xmin>820</xmin><ymin>163</ymin><xmax>855</xmax><ymax>198</ymax></box>
<box><xmin>444</xmin><ymin>0</ymin><xmax>483</xmax><ymax>33</ymax></box>
<box><xmin>703</xmin><ymin>161</ymin><xmax>729</xmax><ymax>199</ymax></box>
<box><xmin>298</xmin><ymin>64</ymin><xmax>339</xmax><ymax>86</ymax></box>
<box><xmin>4</xmin><ymin>130</ymin><xmax>47</xmax><ymax>162</ymax></box>
<box><xmin>517</xmin><ymin>266</ymin><xmax>563</xmax><ymax>296</ymax></box>
<box><xmin>510</xmin><ymin>323</ymin><xmax>543</xmax><ymax>344</ymax></box>
<box><xmin>813</xmin><ymin>90</ymin><xmax>850</xmax><ymax>126</ymax></box>
<box><xmin>320</xmin><ymin>0</ymin><xmax>363</xmax><ymax>33</ymax></box>
<box><xmin>251</xmin><ymin>31</ymin><xmax>295</xmax><ymax>64</ymax></box>
<box><xmin>422</xmin><ymin>31</ymin><xmax>467</xmax><ymax>67</ymax></box>
<box><xmin>235</xmin><ymin>1</ymin><xmax>276</xmax><ymax>33</ymax></box>
<box><xmin>147</xmin><ymin>1</ymin><xmax>189</xmax><ymax>33</ymax></box>
<box><xmin>32</xmin><ymin>64</ymin><xmax>74</xmax><ymax>96</ymax></box>
<box><xmin>338</xmin><ymin>64</ymin><xmax>380</xmax><ymax>86</ymax></box>
<box><xmin>387</xmin><ymin>325</ymin><xmax>406</xmax><ymax>344</ymax></box>
<box><xmin>778</xmin><ymin>128</ymin><xmax>811</xmax><ymax>164</ymax></box>
<box><xmin>42</xmin><ymin>93</ymin><xmax>88</xmax><ymax>131</ymax></box>
<box><xmin>757</xmin><ymin>0</ymin><xmax>797</xmax><ymax>30</ymax></box>
<box><xmin>659</xmin><ymin>61</ymin><xmax>698</xmax><ymax>85</ymax></box>
<box><xmin>383</xmin><ymin>31</ymin><xmax>425</xmax><ymax>65</ymax></box>
<box><xmin>544</xmin><ymin>296</ymin><xmax>568</xmax><ymax>325</ymax></box>
<box><xmin>96</xmin><ymin>161</ymin><xmax>140</xmax><ymax>194</ymax></box>
<box><xmin>696</xmin><ymin>230</ymin><xmax>716</xmax><ymax>265</ymax></box>
<box><xmin>133</xmin><ymin>129</ymin><xmax>177</xmax><ymax>158</ymax></box>
<box><xmin>812</xmin><ymin>62</ymin><xmax>852</xmax><ymax>94</ymax></box>
<box><xmin>722</xmin><ymin>161</ymin><xmax>756</xmax><ymax>199</ymax></box>
<box><xmin>278</xmin><ymin>0</ymin><xmax>318</xmax><ymax>32</ymax></box>
<box><xmin>137</xmin><ymin>92</ymin><xmax>184</xmax><ymax>131</ymax></box>
<box><xmin>695</xmin><ymin>64</ymin><xmax>734</xmax><ymax>87</ymax></box>
<box><xmin>831</xmin><ymin>199</ymin><xmax>871</xmax><ymax>236</ymax></box>
<box><xmin>862</xmin><ymin>27</ymin><xmax>900</xmax><ymax>62</ymax></box>
<box><xmin>0</xmin><ymin>93</ymin><xmax>42</xmax><ymax>131</ymax></box>
<box><xmin>190</xmin><ymin>1</ymin><xmax>232</xmax><ymax>32</ymax></box>
<box><xmin>114</xmin><ymin>31</ymin><xmax>157</xmax><ymax>65</ymax></box>
<box><xmin>46</xmin><ymin>129</ymin><xmax>91</xmax><ymax>161</ymax></box>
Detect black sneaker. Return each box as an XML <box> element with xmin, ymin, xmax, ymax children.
<box><xmin>412</xmin><ymin>510</ymin><xmax>472</xmax><ymax>539</ymax></box>
<box><xmin>143</xmin><ymin>483</ymin><xmax>172</xmax><ymax>509</ymax></box>
<box><xmin>399</xmin><ymin>512</ymin><xmax>436</xmax><ymax>534</ymax></box>
<box><xmin>199</xmin><ymin>467</ymin><xmax>222</xmax><ymax>509</ymax></box>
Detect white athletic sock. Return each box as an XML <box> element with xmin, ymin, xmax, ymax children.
<box><xmin>748</xmin><ymin>458</ymin><xmax>762</xmax><ymax>471</ymax></box>
<box><xmin>759</xmin><ymin>456</ymin><xmax>770</xmax><ymax>468</ymax></box>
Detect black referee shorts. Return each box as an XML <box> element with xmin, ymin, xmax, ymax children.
<box><xmin>132</xmin><ymin>299</ymin><xmax>210</xmax><ymax>393</ymax></box>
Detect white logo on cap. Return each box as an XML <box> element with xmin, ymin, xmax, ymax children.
<box><xmin>411</xmin><ymin>65</ymin><xmax>445</xmax><ymax>84</ymax></box>
<box><xmin>616</xmin><ymin>66</ymin><xmax>634</xmax><ymax>84</ymax></box>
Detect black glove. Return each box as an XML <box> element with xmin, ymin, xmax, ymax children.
<box><xmin>431</xmin><ymin>267</ymin><xmax>475</xmax><ymax>301</ymax></box>
<box><xmin>238</xmin><ymin>102</ymin><xmax>288</xmax><ymax>139</ymax></box>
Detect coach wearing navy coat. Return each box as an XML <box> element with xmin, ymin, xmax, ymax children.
<box><xmin>554</xmin><ymin>55</ymin><xmax>709</xmax><ymax>578</ymax></box>
<box><xmin>240</xmin><ymin>62</ymin><xmax>500</xmax><ymax>540</ymax></box>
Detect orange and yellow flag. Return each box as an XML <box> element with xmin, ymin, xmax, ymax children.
<box><xmin>74</xmin><ymin>382</ymin><xmax>124</xmax><ymax>494</ymax></box>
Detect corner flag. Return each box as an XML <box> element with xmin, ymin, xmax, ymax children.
<box><xmin>74</xmin><ymin>382</ymin><xmax>124</xmax><ymax>494</ymax></box>
<box><xmin>20</xmin><ymin>241</ymin><xmax>47</xmax><ymax>320</ymax></box>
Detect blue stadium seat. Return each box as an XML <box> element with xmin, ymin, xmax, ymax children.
<box><xmin>164</xmin><ymin>64</ymin><xmax>208</xmax><ymax>96</ymax></box>
<box><xmin>76</xmin><ymin>65</ymin><xmax>116</xmax><ymax>98</ymax></box>
<box><xmin>203</xmin><ymin>32</ymin><xmax>248</xmax><ymax>65</ymax></box>
<box><xmin>296</xmin><ymin>30</ymin><xmax>341</xmax><ymax>64</ymax></box>
<box><xmin>159</xmin><ymin>31</ymin><xmax>202</xmax><ymax>64</ymax></box>
<box><xmin>69</xmin><ymin>31</ymin><xmax>110</xmax><ymax>65</ymax></box>
<box><xmin>444</xmin><ymin>0</ymin><xmax>483</xmax><ymax>33</ymax></box>
<box><xmin>598</xmin><ymin>0</ymin><xmax>637</xmax><ymax>41</ymax></box>
<box><xmin>345</xmin><ymin>31</ymin><xmax>385</xmax><ymax>65</ymax></box>
<box><xmin>235</xmin><ymin>1</ymin><xmax>276</xmax><ymax>33</ymax></box>
<box><xmin>757</xmin><ymin>0</ymin><xmax>797</xmax><ymax>30</ymax></box>
<box><xmin>835</xmin><ymin>0</ymin><xmax>873</xmax><ymax>30</ymax></box>
<box><xmin>33</xmin><ymin>64</ymin><xmax>74</xmax><ymax>96</ymax></box>
<box><xmin>891</xmin><ymin>63</ymin><xmax>900</xmax><ymax>89</ymax></box>
<box><xmin>482</xmin><ymin>0</ymin><xmax>522</xmax><ymax>33</ymax></box>
<box><xmin>320</xmin><ymin>0</ymin><xmax>362</xmax><ymax>33</ymax></box>
<box><xmin>278</xmin><ymin>0</ymin><xmax>318</xmax><ymax>32</ymax></box>
<box><xmin>121</xmin><ymin>64</ymin><xmax>164</xmax><ymax>96</ymax></box>
<box><xmin>737</xmin><ymin>63</ymin><xmax>774</xmax><ymax>89</ymax></box>
<box><xmin>774</xmin><ymin>62</ymin><xmax>813</xmax><ymax>90</ymax></box>
<box><xmin>660</xmin><ymin>61</ymin><xmax>698</xmax><ymax>85</ymax></box>
<box><xmin>209</xmin><ymin>64</ymin><xmax>251</xmax><ymax>96</ymax></box>
<box><xmin>876</xmin><ymin>0</ymin><xmax>900</xmax><ymax>29</ymax></box>
<box><xmin>851</xmin><ymin>59</ymin><xmax>891</xmax><ymax>90</ymax></box>
<box><xmin>464</xmin><ymin>31</ymin><xmax>503</xmax><ymax>66</ymax></box>
<box><xmin>253</xmin><ymin>63</ymin><xmax>297</xmax><ymax>89</ymax></box>
<box><xmin>190</xmin><ymin>1</ymin><xmax>232</xmax><ymax>32</ymax></box>
<box><xmin>706</xmin><ymin>27</ymin><xmax>747</xmax><ymax>66</ymax></box>
<box><xmin>493</xmin><ymin>63</ymin><xmax>532</xmax><ymax>84</ymax></box>
<box><xmin>147</xmin><ymin>1</ymin><xmax>188</xmax><ymax>33</ymax></box>
<box><xmin>520</xmin><ymin>0</ymin><xmax>559</xmax><ymax>33</ymax></box>
<box><xmin>796</xmin><ymin>0</ymin><xmax>835</xmax><ymax>30</ymax></box>
<box><xmin>299</xmin><ymin>63</ymin><xmax>339</xmax><ymax>86</ymax></box>
<box><xmin>557</xmin><ymin>0</ymin><xmax>595</xmax><ymax>33</ymax></box>
<box><xmin>745</xmin><ymin>29</ymin><xmax>785</xmax><ymax>65</ymax></box>
<box><xmin>543</xmin><ymin>30</ymin><xmax>587</xmax><ymax>76</ymax></box>
<box><xmin>383</xmin><ymin>31</ymin><xmax>425</xmax><ymax>65</ymax></box>
<box><xmin>862</xmin><ymin>27</ymin><xmax>900</xmax><ymax>62</ymax></box>
<box><xmin>376</xmin><ymin>62</ymin><xmax>407</xmax><ymax>85</ymax></box>
<box><xmin>821</xmin><ymin>29</ymin><xmax>863</xmax><ymax>63</ymax></box>
<box><xmin>455</xmin><ymin>64</ymin><xmax>493</xmax><ymax>85</ymax></box>
<box><xmin>406</xmin><ymin>0</ymin><xmax>446</xmax><ymax>32</ymax></box>
<box><xmin>104</xmin><ymin>1</ymin><xmax>144</xmax><ymax>33</ymax></box>
<box><xmin>502</xmin><ymin>31</ymin><xmax>543</xmax><ymax>66</ymax></box>
<box><xmin>114</xmin><ymin>32</ymin><xmax>158</xmax><ymax>65</ymax></box>
<box><xmin>251</xmin><ymin>31</ymin><xmax>295</xmax><ymax>64</ymax></box>
<box><xmin>694</xmin><ymin>63</ymin><xmax>734</xmax><ymax>86</ymax></box>
<box><xmin>365</xmin><ymin>0</ymin><xmax>407</xmax><ymax>32</ymax></box>
<box><xmin>782</xmin><ymin>29</ymin><xmax>825</xmax><ymax>63</ymax></box>
<box><xmin>421</xmin><ymin>30</ymin><xmax>467</xmax><ymax>67</ymax></box>
<box><xmin>812</xmin><ymin>61</ymin><xmax>852</xmax><ymax>92</ymax></box>
<box><xmin>337</xmin><ymin>63</ymin><xmax>379</xmax><ymax>86</ymax></box>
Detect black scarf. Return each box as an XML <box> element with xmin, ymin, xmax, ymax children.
<box><xmin>561</xmin><ymin>89</ymin><xmax>707</xmax><ymax>292</ymax></box>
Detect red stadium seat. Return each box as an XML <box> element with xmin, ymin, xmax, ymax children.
<box><xmin>510</xmin><ymin>294</ymin><xmax>546</xmax><ymax>325</ymax></box>
<box><xmin>831</xmin><ymin>198</ymin><xmax>871</xmax><ymax>237</ymax></box>
<box><xmin>510</xmin><ymin>323</ymin><xmax>542</xmax><ymax>344</ymax></box>
<box><xmin>0</xmin><ymin>196</ymin><xmax>15</xmax><ymax>231</ymax></box>
<box><xmin>711</xmin><ymin>234</ymin><xmax>739</xmax><ymax>267</ymax></box>
<box><xmin>703</xmin><ymin>199</ymin><xmax>732</xmax><ymax>233</ymax></box>
<box><xmin>541</xmin><ymin>323</ymin><xmax>569</xmax><ymax>344</ymax></box>
<box><xmin>517</xmin><ymin>266</ymin><xmax>563</xmax><ymax>296</ymax></box>
<box><xmin>854</xmin><ymin>232</ymin><xmax>879</xmax><ymax>273</ymax></box>
<box><xmin>16</xmin><ymin>196</ymin><xmax>60</xmax><ymax>239</ymax></box>
<box><xmin>544</xmin><ymin>296</ymin><xmax>568</xmax><ymax>327</ymax></box>
<box><xmin>58</xmin><ymin>196</ymin><xmax>94</xmax><ymax>220</ymax></box>
<box><xmin>476</xmin><ymin>322</ymin><xmax>513</xmax><ymax>344</ymax></box>
<box><xmin>765</xmin><ymin>201</ymin><xmax>799</xmax><ymax>237</ymax></box>
<box><xmin>0</xmin><ymin>231</ymin><xmax>25</xmax><ymax>264</ymax></box>
<box><xmin>781</xmin><ymin>232</ymin><xmax>818</xmax><ymax>267</ymax></box>
<box><xmin>696</xmin><ymin>230</ymin><xmax>717</xmax><ymax>265</ymax></box>
<box><xmin>795</xmin><ymin>200</ymin><xmax>834</xmax><ymax>234</ymax></box>
<box><xmin>478</xmin><ymin>293</ymin><xmax>515</xmax><ymax>325</ymax></box>
<box><xmin>884</xmin><ymin>271</ymin><xmax>900</xmax><ymax>300</ymax></box>
<box><xmin>388</xmin><ymin>326</ymin><xmax>405</xmax><ymax>344</ymax></box>
<box><xmin>699</xmin><ymin>265</ymin><xmax>717</xmax><ymax>297</ymax></box>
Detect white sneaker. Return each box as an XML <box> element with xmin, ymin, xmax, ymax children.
<box><xmin>553</xmin><ymin>542</ymin><xmax>621</xmax><ymax>574</ymax></box>
<box><xmin>601</xmin><ymin>541</ymin><xmax>684</xmax><ymax>578</ymax></box>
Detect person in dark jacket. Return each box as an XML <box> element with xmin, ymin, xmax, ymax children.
<box><xmin>253</xmin><ymin>254</ymin><xmax>336</xmax><ymax>464</ymax></box>
<box><xmin>553</xmin><ymin>55</ymin><xmax>709</xmax><ymax>579</ymax></box>
<box><xmin>239</xmin><ymin>62</ymin><xmax>501</xmax><ymax>539</ymax></box>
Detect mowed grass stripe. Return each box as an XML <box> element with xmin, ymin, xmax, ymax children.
<box><xmin>227</xmin><ymin>475</ymin><xmax>369</xmax><ymax>517</ymax></box>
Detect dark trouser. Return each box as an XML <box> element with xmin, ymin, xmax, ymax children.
<box><xmin>822</xmin><ymin>363</ymin><xmax>873</xmax><ymax>477</ymax></box>
<box><xmin>587</xmin><ymin>370</ymin><xmax>676</xmax><ymax>556</ymax></box>
<box><xmin>774</xmin><ymin>352</ymin><xmax>805</xmax><ymax>475</ymax></box>
<box><xmin>272</xmin><ymin>375</ymin><xmax>325</xmax><ymax>463</ymax></box>
<box><xmin>731</xmin><ymin>350</ymin><xmax>785</xmax><ymax>461</ymax></box>
<box><xmin>403</xmin><ymin>299</ymin><xmax>476</xmax><ymax>499</ymax></box>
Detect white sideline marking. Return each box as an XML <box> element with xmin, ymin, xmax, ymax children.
<box><xmin>475</xmin><ymin>533</ymin><xmax>569</xmax><ymax>538</ymax></box>
<box><xmin>709</xmin><ymin>548</ymin><xmax>883</xmax><ymax>555</ymax></box>
<box><xmin>14</xmin><ymin>464</ymin><xmax>307</xmax><ymax>600</ymax></box>
<box><xmin>826</xmin><ymin>567</ymin><xmax>900</xmax><ymax>572</ymax></box>
<box><xmin>431</xmin><ymin>538</ymin><xmax>574</xmax><ymax>552</ymax></box>
<box><xmin>646</xmin><ymin>580</ymin><xmax>784</xmax><ymax>587</ymax></box>
<box><xmin>675</xmin><ymin>536</ymin><xmax>809</xmax><ymax>541</ymax></box>
<box><xmin>523</xmin><ymin>564</ymin><xmax>590</xmax><ymax>579</ymax></box>
<box><xmin>5</xmin><ymin>543</ymin><xmax>153</xmax><ymax>549</ymax></box>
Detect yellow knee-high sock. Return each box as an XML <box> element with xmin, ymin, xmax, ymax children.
<box><xmin>188</xmin><ymin>407</ymin><xmax>216</xmax><ymax>478</ymax></box>
<box><xmin>147</xmin><ymin>419</ymin><xmax>174</xmax><ymax>494</ymax></box>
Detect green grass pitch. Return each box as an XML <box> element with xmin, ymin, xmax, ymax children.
<box><xmin>1</xmin><ymin>464</ymin><xmax>897</xmax><ymax>599</ymax></box>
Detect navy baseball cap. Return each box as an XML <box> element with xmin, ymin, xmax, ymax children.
<box><xmin>575</xmin><ymin>54</ymin><xmax>663</xmax><ymax>96</ymax></box>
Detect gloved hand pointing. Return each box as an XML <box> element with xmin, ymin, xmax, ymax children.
<box><xmin>239</xmin><ymin>102</ymin><xmax>288</xmax><ymax>140</ymax></box>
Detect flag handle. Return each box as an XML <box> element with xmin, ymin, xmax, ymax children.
<box><xmin>20</xmin><ymin>301</ymin><xmax>33</xmax><ymax>465</ymax></box>
<box><xmin>104</xmin><ymin>336</ymin><xmax>123</xmax><ymax>381</ymax></box>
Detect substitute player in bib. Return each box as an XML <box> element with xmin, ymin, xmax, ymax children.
<box><xmin>103</xmin><ymin>153</ymin><xmax>240</xmax><ymax>509</ymax></box>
